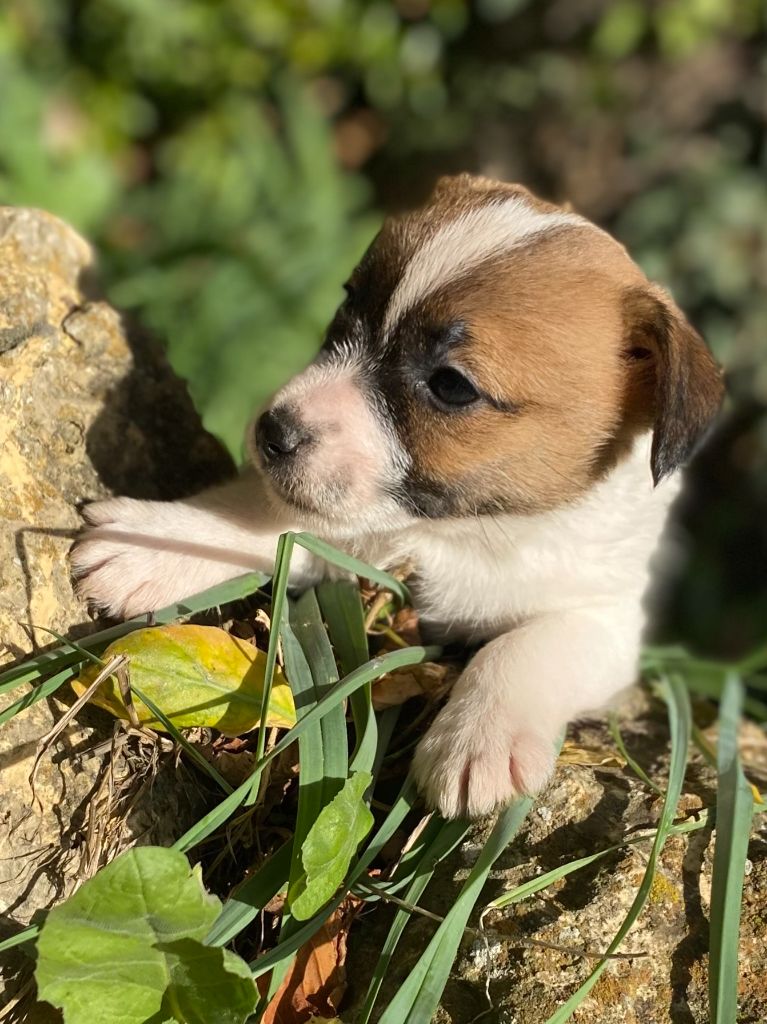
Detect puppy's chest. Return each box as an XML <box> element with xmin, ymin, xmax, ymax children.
<box><xmin>402</xmin><ymin>527</ymin><xmax>593</xmax><ymax>640</ymax></box>
<box><xmin>365</xmin><ymin>506</ymin><xmax>665</xmax><ymax>643</ymax></box>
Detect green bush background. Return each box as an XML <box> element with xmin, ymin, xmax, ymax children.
<box><xmin>1</xmin><ymin>0</ymin><xmax>765</xmax><ymax>652</ymax></box>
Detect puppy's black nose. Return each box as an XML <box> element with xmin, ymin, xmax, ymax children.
<box><xmin>256</xmin><ymin>408</ymin><xmax>310</xmax><ymax>462</ymax></box>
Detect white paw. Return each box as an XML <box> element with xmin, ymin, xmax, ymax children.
<box><xmin>412</xmin><ymin>698</ymin><xmax>557</xmax><ymax>819</ymax></box>
<box><xmin>71</xmin><ymin>497</ymin><xmax>189</xmax><ymax>619</ymax></box>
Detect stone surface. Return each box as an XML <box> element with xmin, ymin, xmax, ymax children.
<box><xmin>0</xmin><ymin>208</ymin><xmax>234</xmax><ymax>1012</ymax></box>
<box><xmin>345</xmin><ymin>690</ymin><xmax>767</xmax><ymax>1024</ymax></box>
<box><xmin>0</xmin><ymin>206</ymin><xmax>232</xmax><ymax>664</ymax></box>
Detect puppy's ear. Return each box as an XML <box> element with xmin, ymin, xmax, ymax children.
<box><xmin>623</xmin><ymin>285</ymin><xmax>725</xmax><ymax>484</ymax></box>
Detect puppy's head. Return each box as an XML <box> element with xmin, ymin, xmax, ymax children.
<box><xmin>249</xmin><ymin>174</ymin><xmax>724</xmax><ymax>531</ymax></box>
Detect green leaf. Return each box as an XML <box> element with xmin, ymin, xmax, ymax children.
<box><xmin>72</xmin><ymin>625</ymin><xmax>295</xmax><ymax>734</ymax></box>
<box><xmin>149</xmin><ymin>941</ymin><xmax>258</xmax><ymax>1024</ymax></box>
<box><xmin>251</xmin><ymin>774</ymin><xmax>421</xmax><ymax>978</ymax></box>
<box><xmin>290</xmin><ymin>771</ymin><xmax>374</xmax><ymax>921</ymax></box>
<box><xmin>35</xmin><ymin>847</ymin><xmax>258</xmax><ymax>1024</ymax></box>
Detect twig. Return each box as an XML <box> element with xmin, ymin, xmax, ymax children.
<box><xmin>28</xmin><ymin>653</ymin><xmax>129</xmax><ymax>811</ymax></box>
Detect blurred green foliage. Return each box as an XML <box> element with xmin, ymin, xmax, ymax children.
<box><xmin>0</xmin><ymin>0</ymin><xmax>765</xmax><ymax>650</ymax></box>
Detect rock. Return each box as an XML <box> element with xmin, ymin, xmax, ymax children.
<box><xmin>344</xmin><ymin>690</ymin><xmax>767</xmax><ymax>1023</ymax></box>
<box><xmin>0</xmin><ymin>208</ymin><xmax>235</xmax><ymax>1011</ymax></box>
<box><xmin>0</xmin><ymin>207</ymin><xmax>232</xmax><ymax>663</ymax></box>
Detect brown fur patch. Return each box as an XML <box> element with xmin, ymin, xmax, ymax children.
<box><xmin>401</xmin><ymin>227</ymin><xmax>653</xmax><ymax>511</ymax></box>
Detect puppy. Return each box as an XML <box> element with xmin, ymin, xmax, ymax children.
<box><xmin>72</xmin><ymin>174</ymin><xmax>724</xmax><ymax>818</ymax></box>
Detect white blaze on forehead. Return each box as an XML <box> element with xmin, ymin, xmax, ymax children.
<box><xmin>383</xmin><ymin>196</ymin><xmax>585</xmax><ymax>335</ymax></box>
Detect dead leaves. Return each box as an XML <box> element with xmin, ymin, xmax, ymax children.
<box><xmin>558</xmin><ymin>739</ymin><xmax>627</xmax><ymax>769</ymax></box>
<box><xmin>259</xmin><ymin>901</ymin><xmax>359</xmax><ymax>1024</ymax></box>
<box><xmin>371</xmin><ymin>661</ymin><xmax>455</xmax><ymax>710</ymax></box>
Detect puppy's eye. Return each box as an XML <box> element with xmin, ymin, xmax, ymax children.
<box><xmin>426</xmin><ymin>367</ymin><xmax>480</xmax><ymax>408</ymax></box>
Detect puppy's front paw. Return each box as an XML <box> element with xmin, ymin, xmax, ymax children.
<box><xmin>412</xmin><ymin>701</ymin><xmax>556</xmax><ymax>819</ymax></box>
<box><xmin>71</xmin><ymin>497</ymin><xmax>178</xmax><ymax>619</ymax></box>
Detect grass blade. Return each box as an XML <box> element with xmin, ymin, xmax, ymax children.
<box><xmin>172</xmin><ymin>645</ymin><xmax>439</xmax><ymax>854</ymax></box>
<box><xmin>264</xmin><ymin>587</ymin><xmax>357</xmax><ymax>1006</ymax></box>
<box><xmin>317</xmin><ymin>580</ymin><xmax>377</xmax><ymax>774</ymax></box>
<box><xmin>0</xmin><ymin>571</ymin><xmax>270</xmax><ymax>695</ymax></box>
<box><xmin>608</xmin><ymin>714</ymin><xmax>665</xmax><ymax>798</ymax></box>
<box><xmin>289</xmin><ymin>589</ymin><xmax>348</xmax><ymax>804</ymax></box>
<box><xmin>709</xmin><ymin>674</ymin><xmax>754</xmax><ymax>1024</ymax></box>
<box><xmin>484</xmin><ymin>810</ymin><xmax>718</xmax><ymax>917</ymax></box>
<box><xmin>0</xmin><ymin>667</ymin><xmax>77</xmax><ymax>726</ymax></box>
<box><xmin>378</xmin><ymin>796</ymin><xmax>534</xmax><ymax>1024</ymax></box>
<box><xmin>130</xmin><ymin>683</ymin><xmax>233</xmax><ymax>794</ymax></box>
<box><xmin>294</xmin><ymin>533</ymin><xmax>409</xmax><ymax>605</ymax></box>
<box><xmin>205</xmin><ymin>839</ymin><xmax>293</xmax><ymax>947</ymax></box>
<box><xmin>542</xmin><ymin>675</ymin><xmax>692</xmax><ymax>1023</ymax></box>
<box><xmin>356</xmin><ymin>818</ymin><xmax>470</xmax><ymax>1023</ymax></box>
<box><xmin>0</xmin><ymin>925</ymin><xmax>40</xmax><ymax>954</ymax></box>
<box><xmin>254</xmin><ymin>533</ymin><xmax>294</xmax><ymax>767</ymax></box>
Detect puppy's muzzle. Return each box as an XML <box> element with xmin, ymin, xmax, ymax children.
<box><xmin>256</xmin><ymin>407</ymin><xmax>311</xmax><ymax>464</ymax></box>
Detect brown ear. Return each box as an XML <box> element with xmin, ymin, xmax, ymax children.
<box><xmin>624</xmin><ymin>285</ymin><xmax>725</xmax><ymax>484</ymax></box>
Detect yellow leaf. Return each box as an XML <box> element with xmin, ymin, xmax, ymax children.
<box><xmin>72</xmin><ymin>625</ymin><xmax>295</xmax><ymax>735</ymax></box>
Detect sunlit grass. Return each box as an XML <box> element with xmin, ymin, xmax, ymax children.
<box><xmin>1</xmin><ymin>532</ymin><xmax>763</xmax><ymax>1022</ymax></box>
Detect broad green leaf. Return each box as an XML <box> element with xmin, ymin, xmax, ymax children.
<box><xmin>148</xmin><ymin>941</ymin><xmax>258</xmax><ymax>1024</ymax></box>
<box><xmin>36</xmin><ymin>847</ymin><xmax>258</xmax><ymax>1024</ymax></box>
<box><xmin>290</xmin><ymin>771</ymin><xmax>374</xmax><ymax>921</ymax></box>
<box><xmin>251</xmin><ymin>774</ymin><xmax>421</xmax><ymax>978</ymax></box>
<box><xmin>72</xmin><ymin>625</ymin><xmax>295</xmax><ymax>734</ymax></box>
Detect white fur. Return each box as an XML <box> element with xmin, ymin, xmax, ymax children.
<box><xmin>249</xmin><ymin>357</ymin><xmax>410</xmax><ymax>537</ymax></box>
<box><xmin>383</xmin><ymin>197</ymin><xmax>585</xmax><ymax>336</ymax></box>
<box><xmin>71</xmin><ymin>473</ymin><xmax>320</xmax><ymax>619</ymax></box>
<box><xmin>74</xmin><ymin>434</ymin><xmax>677</xmax><ymax>817</ymax></box>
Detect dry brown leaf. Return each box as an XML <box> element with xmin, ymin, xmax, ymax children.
<box><xmin>389</xmin><ymin>606</ymin><xmax>422</xmax><ymax>647</ymax></box>
<box><xmin>371</xmin><ymin>661</ymin><xmax>456</xmax><ymax>710</ymax></box>
<box><xmin>258</xmin><ymin>900</ymin><xmax>359</xmax><ymax>1024</ymax></box>
<box><xmin>558</xmin><ymin>741</ymin><xmax>626</xmax><ymax>768</ymax></box>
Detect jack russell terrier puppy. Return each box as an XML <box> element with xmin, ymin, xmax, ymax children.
<box><xmin>72</xmin><ymin>174</ymin><xmax>724</xmax><ymax>819</ymax></box>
